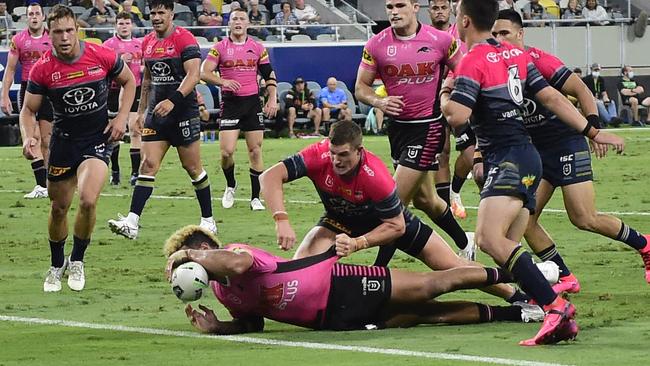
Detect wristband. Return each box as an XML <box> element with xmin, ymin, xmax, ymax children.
<box><xmin>581</xmin><ymin>123</ymin><xmax>600</xmax><ymax>139</ymax></box>
<box><xmin>272</xmin><ymin>211</ymin><xmax>289</xmax><ymax>222</ymax></box>
<box><xmin>586</xmin><ymin>114</ymin><xmax>602</xmax><ymax>129</ymax></box>
<box><xmin>169</xmin><ymin>91</ymin><xmax>184</xmax><ymax>106</ymax></box>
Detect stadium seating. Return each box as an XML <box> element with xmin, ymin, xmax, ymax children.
<box><xmin>12</xmin><ymin>6</ymin><xmax>25</xmax><ymax>17</ymax></box>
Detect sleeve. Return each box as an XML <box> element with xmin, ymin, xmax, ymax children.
<box><xmin>177</xmin><ymin>30</ymin><xmax>201</xmax><ymax>63</ymax></box>
<box><xmin>534</xmin><ymin>51</ymin><xmax>571</xmax><ymax>90</ymax></box>
<box><xmin>358</xmin><ymin>40</ymin><xmax>377</xmax><ymax>73</ymax></box>
<box><xmin>363</xmin><ymin>159</ymin><xmax>402</xmax><ymax>219</ymax></box>
<box><xmin>206</xmin><ymin>43</ymin><xmax>220</xmax><ymax>64</ymax></box>
<box><xmin>285</xmin><ymin>90</ymin><xmax>295</xmax><ymax>102</ymax></box>
<box><xmin>339</xmin><ymin>89</ymin><xmax>347</xmax><ymax>103</ymax></box>
<box><xmin>320</xmin><ymin>88</ymin><xmax>328</xmax><ymax>104</ymax></box>
<box><xmin>258</xmin><ymin>45</ymin><xmax>270</xmax><ymax>66</ymax></box>
<box><xmin>444</xmin><ymin>36</ymin><xmax>462</xmax><ymax>71</ymax></box>
<box><xmin>8</xmin><ymin>35</ymin><xmax>18</xmax><ymax>56</ymax></box>
<box><xmin>526</xmin><ymin>62</ymin><xmax>551</xmax><ymax>96</ymax></box>
<box><xmin>449</xmin><ymin>57</ymin><xmax>483</xmax><ymax>109</ymax></box>
<box><xmin>374</xmin><ymin>189</ymin><xmax>403</xmax><ymax>220</ymax></box>
<box><xmin>225</xmin><ymin>245</ymin><xmax>276</xmax><ymax>274</ymax></box>
<box><xmin>26</xmin><ymin>62</ymin><xmax>46</xmax><ymax>95</ymax></box>
<box><xmin>101</xmin><ymin>47</ymin><xmax>125</xmax><ymax>79</ymax></box>
<box><xmin>282</xmin><ymin>142</ymin><xmax>321</xmax><ymax>182</ymax></box>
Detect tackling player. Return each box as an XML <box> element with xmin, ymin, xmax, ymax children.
<box><xmin>1</xmin><ymin>2</ymin><xmax>52</xmax><ymax>199</ymax></box>
<box><xmin>200</xmin><ymin>8</ymin><xmax>278</xmax><ymax>211</ymax></box>
<box><xmin>20</xmin><ymin>5</ymin><xmax>136</xmax><ymax>292</ymax></box>
<box><xmin>108</xmin><ymin>0</ymin><xmax>217</xmax><ymax>239</ymax></box>
<box><xmin>492</xmin><ymin>10</ymin><xmax>650</xmax><ymax>289</ymax></box>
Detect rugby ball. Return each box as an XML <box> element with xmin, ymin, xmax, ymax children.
<box><xmin>171</xmin><ymin>262</ymin><xmax>209</xmax><ymax>302</ymax></box>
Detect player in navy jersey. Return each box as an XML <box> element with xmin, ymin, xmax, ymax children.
<box><xmin>20</xmin><ymin>5</ymin><xmax>136</xmax><ymax>292</ymax></box>
<box><xmin>260</xmin><ymin>121</ymin><xmax>553</xmax><ymax>305</ymax></box>
<box><xmin>440</xmin><ymin>0</ymin><xmax>622</xmax><ymax>346</ymax></box>
<box><xmin>108</xmin><ymin>0</ymin><xmax>217</xmax><ymax>239</ymax></box>
<box><xmin>492</xmin><ymin>10</ymin><xmax>650</xmax><ymax>290</ymax></box>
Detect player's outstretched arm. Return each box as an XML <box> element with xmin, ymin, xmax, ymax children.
<box><xmin>185</xmin><ymin>304</ymin><xmax>264</xmax><ymax>334</ymax></box>
<box><xmin>0</xmin><ymin>51</ymin><xmax>19</xmax><ymax>114</ymax></box>
<box><xmin>335</xmin><ymin>214</ymin><xmax>405</xmax><ymax>257</ymax></box>
<box><xmin>260</xmin><ymin>163</ymin><xmax>297</xmax><ymax>251</ymax></box>
<box><xmin>166</xmin><ymin>248</ymin><xmax>254</xmax><ymax>280</ymax></box>
<box><xmin>18</xmin><ymin>92</ymin><xmax>43</xmax><ymax>160</ymax></box>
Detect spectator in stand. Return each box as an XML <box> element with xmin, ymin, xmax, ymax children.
<box><xmin>618</xmin><ymin>65</ymin><xmax>650</xmax><ymax>126</ymax></box>
<box><xmin>285</xmin><ymin>77</ymin><xmax>322</xmax><ymax>137</ymax></box>
<box><xmin>119</xmin><ymin>0</ymin><xmax>144</xmax><ymax>27</ymax></box>
<box><xmin>223</xmin><ymin>0</ymin><xmax>241</xmax><ymax>24</ymax></box>
<box><xmin>248</xmin><ymin>0</ymin><xmax>269</xmax><ymax>40</ymax></box>
<box><xmin>0</xmin><ymin>1</ymin><xmax>13</xmax><ymax>40</ymax></box>
<box><xmin>522</xmin><ymin>0</ymin><xmax>548</xmax><ymax>27</ymax></box>
<box><xmin>179</xmin><ymin>0</ymin><xmax>200</xmax><ymax>16</ymax></box>
<box><xmin>561</xmin><ymin>0</ymin><xmax>583</xmax><ymax>24</ymax></box>
<box><xmin>498</xmin><ymin>0</ymin><xmax>521</xmax><ymax>15</ymax></box>
<box><xmin>582</xmin><ymin>0</ymin><xmax>609</xmax><ymax>26</ymax></box>
<box><xmin>198</xmin><ymin>0</ymin><xmax>223</xmax><ymax>40</ymax></box>
<box><xmin>272</xmin><ymin>1</ymin><xmax>298</xmax><ymax>39</ymax></box>
<box><xmin>320</xmin><ymin>77</ymin><xmax>352</xmax><ymax>122</ymax></box>
<box><xmin>583</xmin><ymin>63</ymin><xmax>618</xmax><ymax>127</ymax></box>
<box><xmin>78</xmin><ymin>0</ymin><xmax>117</xmax><ymax>41</ymax></box>
<box><xmin>293</xmin><ymin>0</ymin><xmax>330</xmax><ymax>39</ymax></box>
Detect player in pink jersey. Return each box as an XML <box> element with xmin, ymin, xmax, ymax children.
<box><xmin>201</xmin><ymin>8</ymin><xmax>278</xmax><ymax>212</ymax></box>
<box><xmin>164</xmin><ymin>225</ymin><xmax>548</xmax><ymax>333</ymax></box>
<box><xmin>1</xmin><ymin>2</ymin><xmax>52</xmax><ymax>199</ymax></box>
<box><xmin>440</xmin><ymin>0</ymin><xmax>622</xmax><ymax>346</ymax></box>
<box><xmin>492</xmin><ymin>10</ymin><xmax>650</xmax><ymax>289</ymax></box>
<box><xmin>20</xmin><ymin>5</ymin><xmax>136</xmax><ymax>292</ymax></box>
<box><xmin>429</xmin><ymin>0</ymin><xmax>476</xmax><ymax>228</ymax></box>
<box><xmin>108</xmin><ymin>0</ymin><xmax>217</xmax><ymax>240</ymax></box>
<box><xmin>261</xmin><ymin>121</ymin><xmax>546</xmax><ymax>305</ymax></box>
<box><xmin>355</xmin><ymin>0</ymin><xmax>471</xmax><ymax>269</ymax></box>
<box><xmin>104</xmin><ymin>12</ymin><xmax>144</xmax><ymax>186</ymax></box>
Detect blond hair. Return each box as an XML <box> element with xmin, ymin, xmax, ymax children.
<box><xmin>163</xmin><ymin>225</ymin><xmax>222</xmax><ymax>257</ymax></box>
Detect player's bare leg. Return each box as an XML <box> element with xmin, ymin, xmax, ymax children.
<box><xmin>219</xmin><ymin>129</ymin><xmax>240</xmax><ymax>208</ymax></box>
<box><xmin>434</xmin><ymin>130</ymin><xmax>451</xmax><ymax>205</ymax></box>
<box><xmin>24</xmin><ymin>122</ymin><xmax>49</xmax><ymax>199</ymax></box>
<box><xmin>178</xmin><ymin>140</ymin><xmax>215</xmax><ymax>232</ymax></box>
<box><xmin>245</xmin><ymin>130</ymin><xmax>265</xmax><ymax>210</ymax></box>
<box><xmin>128</xmin><ymin>111</ymin><xmax>141</xmax><ymax>185</ymax></box>
<box><xmin>44</xmin><ymin>176</ymin><xmax>76</xmax><ymax>292</ymax></box>
<box><xmin>293</xmin><ymin>226</ymin><xmax>337</xmax><ymax>259</ymax></box>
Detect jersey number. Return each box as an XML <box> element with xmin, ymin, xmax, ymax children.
<box><xmin>507</xmin><ymin>65</ymin><xmax>524</xmax><ymax>105</ymax></box>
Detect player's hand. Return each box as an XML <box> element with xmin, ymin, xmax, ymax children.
<box><xmin>165</xmin><ymin>249</ymin><xmax>190</xmax><ymax>282</ymax></box>
<box><xmin>0</xmin><ymin>96</ymin><xmax>13</xmax><ymax>114</ymax></box>
<box><xmin>185</xmin><ymin>304</ymin><xmax>219</xmax><ymax>333</ymax></box>
<box><xmin>589</xmin><ymin>139</ymin><xmax>608</xmax><ymax>159</ymax></box>
<box><xmin>21</xmin><ymin>137</ymin><xmax>39</xmax><ymax>160</ymax></box>
<box><xmin>593</xmin><ymin>131</ymin><xmax>624</xmax><ymax>154</ymax></box>
<box><xmin>153</xmin><ymin>99</ymin><xmax>175</xmax><ymax>118</ymax></box>
<box><xmin>275</xmin><ymin>220</ymin><xmax>296</xmax><ymax>251</ymax></box>
<box><xmin>104</xmin><ymin>115</ymin><xmax>127</xmax><ymax>142</ymax></box>
<box><xmin>264</xmin><ymin>98</ymin><xmax>278</xmax><ymax>118</ymax></box>
<box><xmin>335</xmin><ymin>233</ymin><xmax>357</xmax><ymax>257</ymax></box>
<box><xmin>301</xmin><ymin>103</ymin><xmax>311</xmax><ymax>111</ymax></box>
<box><xmin>222</xmin><ymin>79</ymin><xmax>241</xmax><ymax>92</ymax></box>
<box><xmin>374</xmin><ymin>96</ymin><xmax>404</xmax><ymax>116</ymax></box>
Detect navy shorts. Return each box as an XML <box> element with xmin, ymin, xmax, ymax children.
<box><xmin>316</xmin><ymin>213</ymin><xmax>432</xmax><ymax>257</ymax></box>
<box><xmin>108</xmin><ymin>86</ymin><xmax>141</xmax><ymax>114</ymax></box>
<box><xmin>387</xmin><ymin>119</ymin><xmax>446</xmax><ymax>171</ymax></box>
<box><xmin>537</xmin><ymin>136</ymin><xmax>593</xmax><ymax>187</ymax></box>
<box><xmin>322</xmin><ymin>263</ymin><xmax>392</xmax><ymax>331</ymax></box>
<box><xmin>219</xmin><ymin>93</ymin><xmax>264</xmax><ymax>132</ymax></box>
<box><xmin>19</xmin><ymin>82</ymin><xmax>54</xmax><ymax>122</ymax></box>
<box><xmin>142</xmin><ymin>114</ymin><xmax>201</xmax><ymax>147</ymax></box>
<box><xmin>48</xmin><ymin>130</ymin><xmax>113</xmax><ymax>182</ymax></box>
<box><xmin>481</xmin><ymin>144</ymin><xmax>542</xmax><ymax>213</ymax></box>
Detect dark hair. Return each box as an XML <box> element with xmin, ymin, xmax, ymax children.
<box><xmin>497</xmin><ymin>9</ymin><xmax>523</xmax><ymax>28</ymax></box>
<box><xmin>149</xmin><ymin>0</ymin><xmax>174</xmax><ymax>11</ymax></box>
<box><xmin>572</xmin><ymin>67</ymin><xmax>582</xmax><ymax>74</ymax></box>
<box><xmin>116</xmin><ymin>11</ymin><xmax>132</xmax><ymax>21</ymax></box>
<box><xmin>182</xmin><ymin>230</ymin><xmax>220</xmax><ymax>249</ymax></box>
<box><xmin>460</xmin><ymin>0</ymin><xmax>499</xmax><ymax>32</ymax></box>
<box><xmin>329</xmin><ymin>121</ymin><xmax>362</xmax><ymax>149</ymax></box>
<box><xmin>281</xmin><ymin>1</ymin><xmax>291</xmax><ymax>10</ymax></box>
<box><xmin>46</xmin><ymin>4</ymin><xmax>76</xmax><ymax>28</ymax></box>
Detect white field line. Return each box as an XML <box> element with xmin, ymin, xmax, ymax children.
<box><xmin>1</xmin><ymin>189</ymin><xmax>648</xmax><ymax>217</ymax></box>
<box><xmin>0</xmin><ymin>315</ymin><xmax>572</xmax><ymax>366</ymax></box>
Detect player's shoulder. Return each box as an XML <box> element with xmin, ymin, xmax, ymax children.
<box><xmin>420</xmin><ymin>24</ymin><xmax>453</xmax><ymax>43</ymax></box>
<box><xmin>102</xmin><ymin>36</ymin><xmax>118</xmax><ymax>47</ymax></box>
<box><xmin>11</xmin><ymin>29</ymin><xmax>26</xmax><ymax>43</ymax></box>
<box><xmin>86</xmin><ymin>41</ymin><xmax>116</xmax><ymax>56</ymax></box>
<box><xmin>368</xmin><ymin>26</ymin><xmax>393</xmax><ymax>46</ymax></box>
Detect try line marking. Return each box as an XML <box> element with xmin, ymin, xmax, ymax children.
<box><xmin>0</xmin><ymin>315</ymin><xmax>572</xmax><ymax>366</ymax></box>
<box><xmin>1</xmin><ymin>189</ymin><xmax>648</xmax><ymax>217</ymax></box>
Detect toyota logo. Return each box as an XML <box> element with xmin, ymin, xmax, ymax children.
<box><xmin>521</xmin><ymin>98</ymin><xmax>537</xmax><ymax>117</ymax></box>
<box><xmin>63</xmin><ymin>87</ymin><xmax>95</xmax><ymax>106</ymax></box>
<box><xmin>151</xmin><ymin>62</ymin><xmax>171</xmax><ymax>76</ymax></box>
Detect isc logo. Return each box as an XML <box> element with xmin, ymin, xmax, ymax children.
<box><xmin>560</xmin><ymin>154</ymin><xmax>574</xmax><ymax>162</ymax></box>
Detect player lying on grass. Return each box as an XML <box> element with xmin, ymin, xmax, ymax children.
<box><xmin>163</xmin><ymin>225</ymin><xmax>567</xmax><ymax>341</ymax></box>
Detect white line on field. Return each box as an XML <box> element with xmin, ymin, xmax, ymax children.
<box><xmin>0</xmin><ymin>315</ymin><xmax>571</xmax><ymax>366</ymax></box>
<box><xmin>1</xmin><ymin>189</ymin><xmax>648</xmax><ymax>217</ymax></box>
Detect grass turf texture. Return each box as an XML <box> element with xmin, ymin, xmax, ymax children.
<box><xmin>0</xmin><ymin>129</ymin><xmax>649</xmax><ymax>365</ymax></box>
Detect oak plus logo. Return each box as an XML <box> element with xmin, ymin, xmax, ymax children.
<box><xmin>150</xmin><ymin>61</ymin><xmax>174</xmax><ymax>82</ymax></box>
<box><xmin>62</xmin><ymin>87</ymin><xmax>97</xmax><ymax>114</ymax></box>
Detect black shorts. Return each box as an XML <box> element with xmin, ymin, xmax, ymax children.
<box><xmin>108</xmin><ymin>86</ymin><xmax>141</xmax><ymax>113</ymax></box>
<box><xmin>322</xmin><ymin>263</ymin><xmax>392</xmax><ymax>331</ymax></box>
<box><xmin>387</xmin><ymin>118</ymin><xmax>446</xmax><ymax>171</ymax></box>
<box><xmin>538</xmin><ymin>136</ymin><xmax>593</xmax><ymax>188</ymax></box>
<box><xmin>481</xmin><ymin>144</ymin><xmax>542</xmax><ymax>213</ymax></box>
<box><xmin>48</xmin><ymin>130</ymin><xmax>113</xmax><ymax>182</ymax></box>
<box><xmin>453</xmin><ymin>123</ymin><xmax>477</xmax><ymax>151</ymax></box>
<box><xmin>316</xmin><ymin>213</ymin><xmax>432</xmax><ymax>257</ymax></box>
<box><xmin>142</xmin><ymin>115</ymin><xmax>201</xmax><ymax>147</ymax></box>
<box><xmin>19</xmin><ymin>82</ymin><xmax>53</xmax><ymax>122</ymax></box>
<box><xmin>219</xmin><ymin>93</ymin><xmax>264</xmax><ymax>131</ymax></box>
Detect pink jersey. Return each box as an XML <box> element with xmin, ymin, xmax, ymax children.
<box><xmin>446</xmin><ymin>23</ymin><xmax>468</xmax><ymax>79</ymax></box>
<box><xmin>9</xmin><ymin>29</ymin><xmax>50</xmax><ymax>82</ymax></box>
<box><xmin>360</xmin><ymin>23</ymin><xmax>462</xmax><ymax>121</ymax></box>
<box><xmin>103</xmin><ymin>35</ymin><xmax>143</xmax><ymax>87</ymax></box>
<box><xmin>211</xmin><ymin>244</ymin><xmax>337</xmax><ymax>329</ymax></box>
<box><xmin>205</xmin><ymin>36</ymin><xmax>270</xmax><ymax>97</ymax></box>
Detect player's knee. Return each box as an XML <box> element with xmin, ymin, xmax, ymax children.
<box><xmin>475</xmin><ymin>232</ymin><xmax>498</xmax><ymax>255</ymax></box>
<box><xmin>569</xmin><ymin>212</ymin><xmax>597</xmax><ymax>231</ymax></box>
<box><xmin>50</xmin><ymin>199</ymin><xmax>71</xmax><ymax>218</ymax></box>
<box><xmin>140</xmin><ymin>156</ymin><xmax>160</xmax><ymax>175</ymax></box>
<box><xmin>248</xmin><ymin>144</ymin><xmax>262</xmax><ymax>161</ymax></box>
<box><xmin>220</xmin><ymin>147</ymin><xmax>235</xmax><ymax>160</ymax></box>
<box><xmin>181</xmin><ymin>162</ymin><xmax>202</xmax><ymax>177</ymax></box>
<box><xmin>77</xmin><ymin>194</ymin><xmax>98</xmax><ymax>212</ymax></box>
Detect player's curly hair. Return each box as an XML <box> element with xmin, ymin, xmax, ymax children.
<box><xmin>163</xmin><ymin>225</ymin><xmax>221</xmax><ymax>257</ymax></box>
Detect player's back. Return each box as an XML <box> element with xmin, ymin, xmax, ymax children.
<box><xmin>211</xmin><ymin>244</ymin><xmax>337</xmax><ymax>329</ymax></box>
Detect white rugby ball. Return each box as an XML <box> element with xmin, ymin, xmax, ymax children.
<box><xmin>171</xmin><ymin>262</ymin><xmax>209</xmax><ymax>302</ymax></box>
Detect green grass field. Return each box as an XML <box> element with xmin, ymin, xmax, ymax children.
<box><xmin>1</xmin><ymin>129</ymin><xmax>649</xmax><ymax>366</ymax></box>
